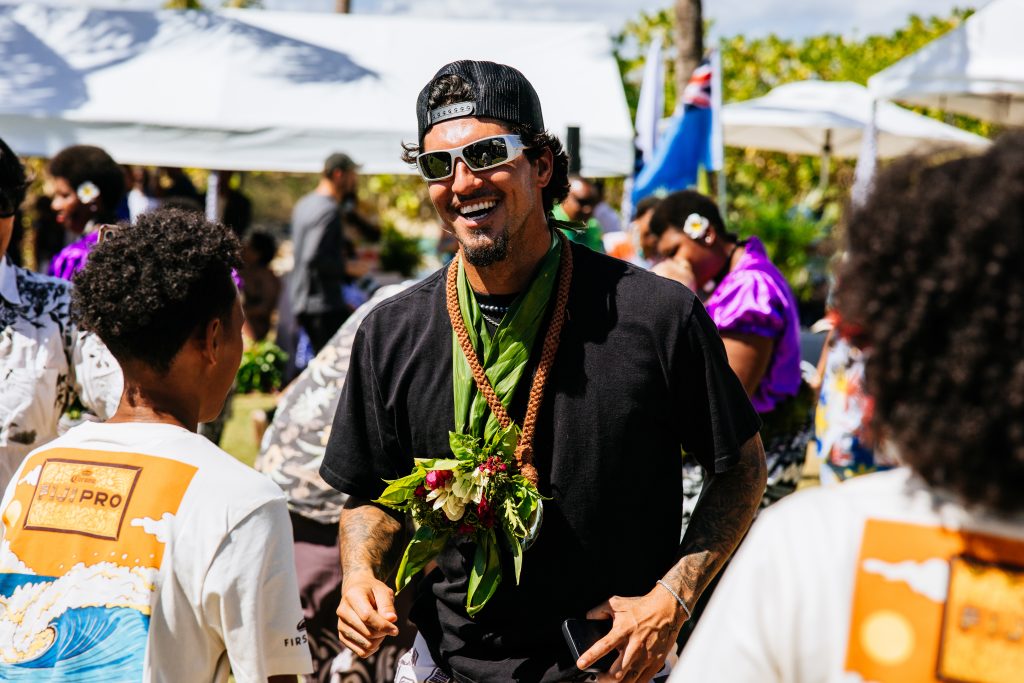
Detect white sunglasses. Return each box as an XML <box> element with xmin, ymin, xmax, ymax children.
<box><xmin>416</xmin><ymin>134</ymin><xmax>527</xmax><ymax>181</ymax></box>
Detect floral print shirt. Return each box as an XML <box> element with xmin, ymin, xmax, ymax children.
<box><xmin>255</xmin><ymin>283</ymin><xmax>411</xmax><ymax>524</ymax></box>
<box><xmin>0</xmin><ymin>256</ymin><xmax>122</xmax><ymax>487</ymax></box>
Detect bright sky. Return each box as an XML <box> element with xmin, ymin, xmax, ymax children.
<box><xmin>42</xmin><ymin>0</ymin><xmax>980</xmax><ymax>38</ymax></box>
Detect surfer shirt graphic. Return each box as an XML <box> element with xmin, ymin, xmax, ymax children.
<box><xmin>0</xmin><ymin>447</ymin><xmax>196</xmax><ymax>680</ymax></box>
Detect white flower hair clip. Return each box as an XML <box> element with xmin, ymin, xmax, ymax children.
<box><xmin>77</xmin><ymin>181</ymin><xmax>100</xmax><ymax>204</ymax></box>
<box><xmin>682</xmin><ymin>212</ymin><xmax>710</xmax><ymax>240</ymax></box>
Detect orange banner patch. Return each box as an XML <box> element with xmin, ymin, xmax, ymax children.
<box><xmin>24</xmin><ymin>459</ymin><xmax>141</xmax><ymax>540</ymax></box>
<box><xmin>938</xmin><ymin>556</ymin><xmax>1024</xmax><ymax>683</ymax></box>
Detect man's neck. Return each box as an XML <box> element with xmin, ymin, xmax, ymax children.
<box><xmin>107</xmin><ymin>370</ymin><xmax>201</xmax><ymax>433</ymax></box>
<box><xmin>462</xmin><ymin>219</ymin><xmax>553</xmax><ymax>295</ymax></box>
<box><xmin>315</xmin><ymin>178</ymin><xmax>342</xmax><ymax>202</ymax></box>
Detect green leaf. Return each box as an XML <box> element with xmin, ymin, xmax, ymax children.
<box><xmin>449</xmin><ymin>431</ymin><xmax>480</xmax><ymax>459</ymax></box>
<box><xmin>466</xmin><ymin>531</ymin><xmax>502</xmax><ymax>617</ymax></box>
<box><xmin>426</xmin><ymin>459</ymin><xmax>461</xmax><ymax>471</ymax></box>
<box><xmin>394</xmin><ymin>525</ymin><xmax>450</xmax><ymax>593</ymax></box>
<box><xmin>501</xmin><ymin>523</ymin><xmax>523</xmax><ymax>584</ymax></box>
<box><xmin>374</xmin><ymin>471</ymin><xmax>425</xmax><ymax>507</ymax></box>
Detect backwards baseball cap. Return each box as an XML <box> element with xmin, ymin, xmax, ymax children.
<box><xmin>416</xmin><ymin>60</ymin><xmax>545</xmax><ymax>144</ymax></box>
<box><xmin>323</xmin><ymin>152</ymin><xmax>359</xmax><ymax>175</ymax></box>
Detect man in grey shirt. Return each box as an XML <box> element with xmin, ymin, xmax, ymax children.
<box><xmin>289</xmin><ymin>153</ymin><xmax>358</xmax><ymax>353</ymax></box>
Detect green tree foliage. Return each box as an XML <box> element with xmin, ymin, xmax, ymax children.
<box><xmin>615</xmin><ymin>8</ymin><xmax>983</xmax><ymax>302</ymax></box>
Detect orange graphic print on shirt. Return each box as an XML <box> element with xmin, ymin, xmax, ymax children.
<box><xmin>845</xmin><ymin>519</ymin><xmax>1024</xmax><ymax>683</ymax></box>
<box><xmin>0</xmin><ymin>447</ymin><xmax>197</xmax><ymax>679</ymax></box>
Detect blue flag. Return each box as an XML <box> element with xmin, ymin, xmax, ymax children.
<box><xmin>632</xmin><ymin>57</ymin><xmax>714</xmax><ymax>205</ymax></box>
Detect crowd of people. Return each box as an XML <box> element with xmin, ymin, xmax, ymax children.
<box><xmin>0</xmin><ymin>56</ymin><xmax>1021</xmax><ymax>683</ymax></box>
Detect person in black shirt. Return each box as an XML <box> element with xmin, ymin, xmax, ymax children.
<box><xmin>320</xmin><ymin>60</ymin><xmax>766</xmax><ymax>683</ymax></box>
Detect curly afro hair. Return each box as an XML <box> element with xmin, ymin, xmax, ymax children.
<box><xmin>400</xmin><ymin>74</ymin><xmax>570</xmax><ymax>214</ymax></box>
<box><xmin>48</xmin><ymin>145</ymin><xmax>125</xmax><ymax>222</ymax></box>
<box><xmin>72</xmin><ymin>208</ymin><xmax>241</xmax><ymax>373</ymax></box>
<box><xmin>836</xmin><ymin>132</ymin><xmax>1024</xmax><ymax>513</ymax></box>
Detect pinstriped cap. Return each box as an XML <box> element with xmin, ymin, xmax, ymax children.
<box><xmin>416</xmin><ymin>60</ymin><xmax>545</xmax><ymax>144</ymax></box>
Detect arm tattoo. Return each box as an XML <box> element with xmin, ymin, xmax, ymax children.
<box><xmin>339</xmin><ymin>497</ymin><xmax>406</xmax><ymax>581</ymax></box>
<box><xmin>665</xmin><ymin>434</ymin><xmax>767</xmax><ymax>606</ymax></box>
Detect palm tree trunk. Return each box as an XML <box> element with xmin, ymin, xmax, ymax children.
<box><xmin>674</xmin><ymin>0</ymin><xmax>704</xmax><ymax>94</ymax></box>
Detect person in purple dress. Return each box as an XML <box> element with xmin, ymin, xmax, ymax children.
<box><xmin>48</xmin><ymin>145</ymin><xmax>125</xmax><ymax>281</ymax></box>
<box><xmin>648</xmin><ymin>190</ymin><xmax>807</xmax><ymax>514</ymax></box>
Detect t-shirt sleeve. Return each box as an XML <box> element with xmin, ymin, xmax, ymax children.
<box><xmin>710</xmin><ymin>271</ymin><xmax>787</xmax><ymax>339</ymax></box>
<box><xmin>676</xmin><ymin>300</ymin><xmax>762</xmax><ymax>473</ymax></box>
<box><xmin>70</xmin><ymin>331</ymin><xmax>123</xmax><ymax>420</ymax></box>
<box><xmin>201</xmin><ymin>499</ymin><xmax>313</xmax><ymax>679</ymax></box>
<box><xmin>320</xmin><ymin>322</ymin><xmax>401</xmax><ymax>500</ymax></box>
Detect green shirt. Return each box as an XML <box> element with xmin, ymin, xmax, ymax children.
<box><xmin>551</xmin><ymin>205</ymin><xmax>605</xmax><ymax>253</ymax></box>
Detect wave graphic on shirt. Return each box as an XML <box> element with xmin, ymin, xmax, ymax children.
<box><xmin>0</xmin><ymin>562</ymin><xmax>156</xmax><ymax>678</ymax></box>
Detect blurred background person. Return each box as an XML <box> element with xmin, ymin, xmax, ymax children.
<box><xmin>288</xmin><ymin>153</ymin><xmax>360</xmax><ymax>356</ymax></box>
<box><xmin>0</xmin><ymin>136</ymin><xmax>122</xmax><ymax>488</ymax></box>
<box><xmin>240</xmin><ymin>230</ymin><xmax>281</xmax><ymax>342</ymax></box>
<box><xmin>649</xmin><ymin>189</ymin><xmax>807</xmax><ymax>516</ymax></box>
<box><xmin>674</xmin><ymin>131</ymin><xmax>1024</xmax><ymax>683</ymax></box>
<box><xmin>552</xmin><ymin>175</ymin><xmax>605</xmax><ymax>252</ymax></box>
<box><xmin>256</xmin><ymin>282</ymin><xmax>416</xmax><ymax>683</ymax></box>
<box><xmin>48</xmin><ymin>144</ymin><xmax>126</xmax><ymax>281</ymax></box>
<box><xmin>217</xmin><ymin>170</ymin><xmax>254</xmax><ymax>239</ymax></box>
<box><xmin>125</xmin><ymin>165</ymin><xmax>160</xmax><ymax>222</ymax></box>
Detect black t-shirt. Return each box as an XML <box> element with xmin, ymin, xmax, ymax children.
<box><xmin>321</xmin><ymin>244</ymin><xmax>760</xmax><ymax>682</ymax></box>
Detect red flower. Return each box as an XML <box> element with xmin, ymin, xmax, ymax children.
<box><xmin>425</xmin><ymin>469</ymin><xmax>453</xmax><ymax>490</ymax></box>
<box><xmin>414</xmin><ymin>485</ymin><xmax>427</xmax><ymax>497</ymax></box>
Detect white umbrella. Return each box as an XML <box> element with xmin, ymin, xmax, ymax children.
<box><xmin>868</xmin><ymin>0</ymin><xmax>1024</xmax><ymax>125</ymax></box>
<box><xmin>722</xmin><ymin>80</ymin><xmax>990</xmax><ymax>189</ymax></box>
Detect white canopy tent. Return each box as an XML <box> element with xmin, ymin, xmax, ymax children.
<box><xmin>0</xmin><ymin>3</ymin><xmax>634</xmax><ymax>176</ymax></box>
<box><xmin>722</xmin><ymin>80</ymin><xmax>990</xmax><ymax>188</ymax></box>
<box><xmin>867</xmin><ymin>0</ymin><xmax>1024</xmax><ymax>125</ymax></box>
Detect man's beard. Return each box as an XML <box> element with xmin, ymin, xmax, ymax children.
<box><xmin>459</xmin><ymin>228</ymin><xmax>509</xmax><ymax>267</ymax></box>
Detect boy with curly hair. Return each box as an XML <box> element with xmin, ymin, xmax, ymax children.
<box><xmin>0</xmin><ymin>208</ymin><xmax>312</xmax><ymax>682</ymax></box>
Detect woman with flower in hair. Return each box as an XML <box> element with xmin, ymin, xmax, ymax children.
<box><xmin>48</xmin><ymin>144</ymin><xmax>126</xmax><ymax>280</ymax></box>
<box><xmin>648</xmin><ymin>190</ymin><xmax>807</xmax><ymax>509</ymax></box>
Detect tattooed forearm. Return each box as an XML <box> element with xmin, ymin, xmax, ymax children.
<box><xmin>339</xmin><ymin>497</ymin><xmax>406</xmax><ymax>581</ymax></box>
<box><xmin>664</xmin><ymin>434</ymin><xmax>766</xmax><ymax>606</ymax></box>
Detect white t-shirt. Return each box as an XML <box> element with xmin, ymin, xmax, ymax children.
<box><xmin>0</xmin><ymin>421</ymin><xmax>313</xmax><ymax>682</ymax></box>
<box><xmin>673</xmin><ymin>468</ymin><xmax>1024</xmax><ymax>683</ymax></box>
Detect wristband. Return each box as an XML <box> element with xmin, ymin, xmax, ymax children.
<box><xmin>656</xmin><ymin>580</ymin><xmax>692</xmax><ymax>620</ymax></box>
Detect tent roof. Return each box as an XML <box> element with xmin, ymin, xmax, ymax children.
<box><xmin>723</xmin><ymin>80</ymin><xmax>989</xmax><ymax>158</ymax></box>
<box><xmin>867</xmin><ymin>0</ymin><xmax>1024</xmax><ymax>125</ymax></box>
<box><xmin>0</xmin><ymin>3</ymin><xmax>634</xmax><ymax>175</ymax></box>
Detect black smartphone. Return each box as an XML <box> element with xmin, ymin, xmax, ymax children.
<box><xmin>562</xmin><ymin>618</ymin><xmax>617</xmax><ymax>673</ymax></box>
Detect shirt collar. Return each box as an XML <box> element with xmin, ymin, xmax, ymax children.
<box><xmin>0</xmin><ymin>255</ymin><xmax>22</xmax><ymax>307</ymax></box>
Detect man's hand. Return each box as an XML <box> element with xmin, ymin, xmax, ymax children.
<box><xmin>336</xmin><ymin>569</ymin><xmax>400</xmax><ymax>658</ymax></box>
<box><xmin>577</xmin><ymin>587</ymin><xmax>686</xmax><ymax>683</ymax></box>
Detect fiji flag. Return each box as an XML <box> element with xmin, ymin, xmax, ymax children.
<box><xmin>632</xmin><ymin>51</ymin><xmax>721</xmax><ymax>204</ymax></box>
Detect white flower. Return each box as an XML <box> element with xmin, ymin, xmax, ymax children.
<box><xmin>77</xmin><ymin>181</ymin><xmax>100</xmax><ymax>204</ymax></box>
<box><xmin>426</xmin><ymin>484</ymin><xmax>467</xmax><ymax>521</ymax></box>
<box><xmin>682</xmin><ymin>213</ymin><xmax>709</xmax><ymax>240</ymax></box>
<box><xmin>451</xmin><ymin>470</ymin><xmax>485</xmax><ymax>504</ymax></box>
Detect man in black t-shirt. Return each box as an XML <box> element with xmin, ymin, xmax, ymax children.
<box><xmin>320</xmin><ymin>60</ymin><xmax>767</xmax><ymax>683</ymax></box>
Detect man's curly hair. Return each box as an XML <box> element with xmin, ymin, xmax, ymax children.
<box><xmin>72</xmin><ymin>208</ymin><xmax>241</xmax><ymax>373</ymax></box>
<box><xmin>836</xmin><ymin>132</ymin><xmax>1024</xmax><ymax>513</ymax></box>
<box><xmin>401</xmin><ymin>74</ymin><xmax>570</xmax><ymax>214</ymax></box>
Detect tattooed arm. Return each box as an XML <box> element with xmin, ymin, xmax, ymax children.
<box><xmin>336</xmin><ymin>497</ymin><xmax>407</xmax><ymax>657</ymax></box>
<box><xmin>577</xmin><ymin>434</ymin><xmax>767</xmax><ymax>682</ymax></box>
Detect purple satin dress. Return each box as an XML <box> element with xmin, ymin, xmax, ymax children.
<box><xmin>704</xmin><ymin>236</ymin><xmax>802</xmax><ymax>414</ymax></box>
<box><xmin>49</xmin><ymin>231</ymin><xmax>99</xmax><ymax>282</ymax></box>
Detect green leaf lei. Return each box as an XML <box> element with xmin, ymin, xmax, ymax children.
<box><xmin>375</xmin><ymin>232</ymin><xmax>561</xmax><ymax>616</ymax></box>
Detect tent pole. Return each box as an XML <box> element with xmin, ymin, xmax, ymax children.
<box><xmin>818</xmin><ymin>129</ymin><xmax>832</xmax><ymax>193</ymax></box>
<box><xmin>206</xmin><ymin>170</ymin><xmax>220</xmax><ymax>222</ymax></box>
